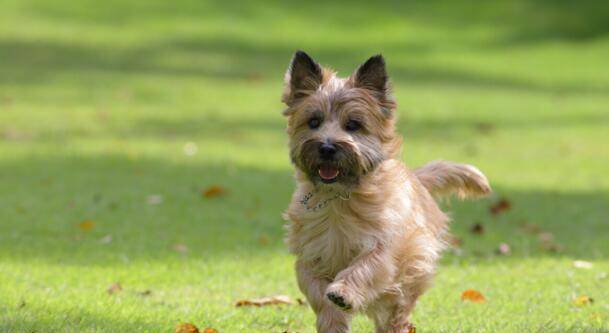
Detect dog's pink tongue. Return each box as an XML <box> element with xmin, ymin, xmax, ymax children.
<box><xmin>319</xmin><ymin>165</ymin><xmax>339</xmax><ymax>180</ymax></box>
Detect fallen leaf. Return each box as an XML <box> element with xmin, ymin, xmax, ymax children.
<box><xmin>463</xmin><ymin>143</ymin><xmax>478</xmax><ymax>157</ymax></box>
<box><xmin>202</xmin><ymin>185</ymin><xmax>226</xmax><ymax>198</ymax></box>
<box><xmin>540</xmin><ymin>242</ymin><xmax>565</xmax><ymax>253</ymax></box>
<box><xmin>173</xmin><ymin>244</ymin><xmax>189</xmax><ymax>253</ymax></box>
<box><xmin>590</xmin><ymin>312</ymin><xmax>605</xmax><ymax>324</ymax></box>
<box><xmin>2</xmin><ymin>128</ymin><xmax>33</xmax><ymax>141</ymax></box>
<box><xmin>183</xmin><ymin>142</ymin><xmax>198</xmax><ymax>156</ymax></box>
<box><xmin>538</xmin><ymin>232</ymin><xmax>554</xmax><ymax>243</ymax></box>
<box><xmin>258</xmin><ymin>234</ymin><xmax>269</xmax><ymax>246</ymax></box>
<box><xmin>99</xmin><ymin>234</ymin><xmax>113</xmax><ymax>244</ymax></box>
<box><xmin>138</xmin><ymin>290</ymin><xmax>152</xmax><ymax>297</ymax></box>
<box><xmin>147</xmin><ymin>194</ymin><xmax>163</xmax><ymax>205</ymax></box>
<box><xmin>247</xmin><ymin>72</ymin><xmax>263</xmax><ymax>82</ymax></box>
<box><xmin>174</xmin><ymin>323</ymin><xmax>199</xmax><ymax>333</ymax></box>
<box><xmin>446</xmin><ymin>235</ymin><xmax>463</xmax><ymax>248</ymax></box>
<box><xmin>235</xmin><ymin>295</ymin><xmax>293</xmax><ymax>307</ymax></box>
<box><xmin>495</xmin><ymin>243</ymin><xmax>511</xmax><ymax>255</ymax></box>
<box><xmin>202</xmin><ymin>328</ymin><xmax>218</xmax><ymax>333</ymax></box>
<box><xmin>78</xmin><ymin>220</ymin><xmax>96</xmax><ymax>231</ymax></box>
<box><xmin>519</xmin><ymin>222</ymin><xmax>541</xmax><ymax>234</ymax></box>
<box><xmin>573</xmin><ymin>260</ymin><xmax>593</xmax><ymax>269</ymax></box>
<box><xmin>107</xmin><ymin>282</ymin><xmax>122</xmax><ymax>295</ymax></box>
<box><xmin>573</xmin><ymin>295</ymin><xmax>594</xmax><ymax>306</ymax></box>
<box><xmin>538</xmin><ymin>232</ymin><xmax>564</xmax><ymax>253</ymax></box>
<box><xmin>470</xmin><ymin>223</ymin><xmax>485</xmax><ymax>235</ymax></box>
<box><xmin>461</xmin><ymin>289</ymin><xmax>486</xmax><ymax>303</ymax></box>
<box><xmin>407</xmin><ymin>324</ymin><xmax>416</xmax><ymax>333</ymax></box>
<box><xmin>474</xmin><ymin>122</ymin><xmax>495</xmax><ymax>134</ymax></box>
<box><xmin>489</xmin><ymin>198</ymin><xmax>511</xmax><ymax>216</ymax></box>
<box><xmin>108</xmin><ymin>202</ymin><xmax>119</xmax><ymax>210</ymax></box>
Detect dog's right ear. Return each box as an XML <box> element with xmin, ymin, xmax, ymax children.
<box><xmin>282</xmin><ymin>50</ymin><xmax>322</xmax><ymax>110</ymax></box>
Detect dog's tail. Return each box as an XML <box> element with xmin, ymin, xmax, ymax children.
<box><xmin>414</xmin><ymin>160</ymin><xmax>491</xmax><ymax>199</ymax></box>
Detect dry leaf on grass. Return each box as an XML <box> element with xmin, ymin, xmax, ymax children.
<box><xmin>538</xmin><ymin>232</ymin><xmax>554</xmax><ymax>242</ymax></box>
<box><xmin>489</xmin><ymin>198</ymin><xmax>511</xmax><ymax>215</ymax></box>
<box><xmin>147</xmin><ymin>194</ymin><xmax>163</xmax><ymax>205</ymax></box>
<box><xmin>470</xmin><ymin>223</ymin><xmax>485</xmax><ymax>235</ymax></box>
<box><xmin>138</xmin><ymin>290</ymin><xmax>152</xmax><ymax>297</ymax></box>
<box><xmin>174</xmin><ymin>323</ymin><xmax>199</xmax><ymax>333</ymax></box>
<box><xmin>474</xmin><ymin>122</ymin><xmax>495</xmax><ymax>134</ymax></box>
<box><xmin>590</xmin><ymin>312</ymin><xmax>605</xmax><ymax>324</ymax></box>
<box><xmin>202</xmin><ymin>185</ymin><xmax>226</xmax><ymax>198</ymax></box>
<box><xmin>446</xmin><ymin>235</ymin><xmax>463</xmax><ymax>248</ymax></box>
<box><xmin>258</xmin><ymin>234</ymin><xmax>269</xmax><ymax>246</ymax></box>
<box><xmin>183</xmin><ymin>142</ymin><xmax>198</xmax><ymax>156</ymax></box>
<box><xmin>538</xmin><ymin>232</ymin><xmax>565</xmax><ymax>253</ymax></box>
<box><xmin>573</xmin><ymin>260</ymin><xmax>593</xmax><ymax>269</ymax></box>
<box><xmin>78</xmin><ymin>220</ymin><xmax>96</xmax><ymax>231</ymax></box>
<box><xmin>520</xmin><ymin>221</ymin><xmax>541</xmax><ymax>234</ymax></box>
<box><xmin>461</xmin><ymin>289</ymin><xmax>486</xmax><ymax>303</ymax></box>
<box><xmin>173</xmin><ymin>244</ymin><xmax>189</xmax><ymax>253</ymax></box>
<box><xmin>573</xmin><ymin>295</ymin><xmax>594</xmax><ymax>306</ymax></box>
<box><xmin>107</xmin><ymin>282</ymin><xmax>122</xmax><ymax>295</ymax></box>
<box><xmin>235</xmin><ymin>295</ymin><xmax>293</xmax><ymax>307</ymax></box>
<box><xmin>99</xmin><ymin>234</ymin><xmax>113</xmax><ymax>244</ymax></box>
<box><xmin>202</xmin><ymin>328</ymin><xmax>218</xmax><ymax>333</ymax></box>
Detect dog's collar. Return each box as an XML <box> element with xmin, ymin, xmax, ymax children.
<box><xmin>300</xmin><ymin>188</ymin><xmax>350</xmax><ymax>212</ymax></box>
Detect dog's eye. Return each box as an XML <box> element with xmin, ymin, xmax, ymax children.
<box><xmin>345</xmin><ymin>119</ymin><xmax>361</xmax><ymax>132</ymax></box>
<box><xmin>308</xmin><ymin>117</ymin><xmax>321</xmax><ymax>129</ymax></box>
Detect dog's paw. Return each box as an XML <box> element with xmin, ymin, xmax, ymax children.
<box><xmin>326</xmin><ymin>291</ymin><xmax>352</xmax><ymax>310</ymax></box>
<box><xmin>325</xmin><ymin>282</ymin><xmax>359</xmax><ymax>311</ymax></box>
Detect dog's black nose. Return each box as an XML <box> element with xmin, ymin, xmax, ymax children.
<box><xmin>319</xmin><ymin>143</ymin><xmax>337</xmax><ymax>160</ymax></box>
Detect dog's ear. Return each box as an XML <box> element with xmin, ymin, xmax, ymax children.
<box><xmin>352</xmin><ymin>54</ymin><xmax>394</xmax><ymax>116</ymax></box>
<box><xmin>282</xmin><ymin>50</ymin><xmax>323</xmax><ymax>108</ymax></box>
<box><xmin>353</xmin><ymin>54</ymin><xmax>389</xmax><ymax>95</ymax></box>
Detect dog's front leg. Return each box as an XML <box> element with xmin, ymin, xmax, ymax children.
<box><xmin>325</xmin><ymin>247</ymin><xmax>394</xmax><ymax>311</ymax></box>
<box><xmin>296</xmin><ymin>260</ymin><xmax>351</xmax><ymax>333</ymax></box>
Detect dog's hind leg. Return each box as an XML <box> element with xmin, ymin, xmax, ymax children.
<box><xmin>367</xmin><ymin>292</ymin><xmax>418</xmax><ymax>333</ymax></box>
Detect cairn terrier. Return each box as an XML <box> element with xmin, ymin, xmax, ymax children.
<box><xmin>282</xmin><ymin>51</ymin><xmax>490</xmax><ymax>333</ymax></box>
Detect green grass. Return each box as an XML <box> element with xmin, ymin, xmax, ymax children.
<box><xmin>1</xmin><ymin>0</ymin><xmax>609</xmax><ymax>332</ymax></box>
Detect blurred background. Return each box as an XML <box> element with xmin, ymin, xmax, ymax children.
<box><xmin>1</xmin><ymin>0</ymin><xmax>608</xmax><ymax>332</ymax></box>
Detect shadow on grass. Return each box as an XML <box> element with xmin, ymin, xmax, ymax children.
<box><xmin>1</xmin><ymin>155</ymin><xmax>607</xmax><ymax>265</ymax></box>
<box><xmin>23</xmin><ymin>0</ymin><xmax>609</xmax><ymax>44</ymax></box>
<box><xmin>3</xmin><ymin>1</ymin><xmax>609</xmax><ymax>94</ymax></box>
<box><xmin>2</xmin><ymin>36</ymin><xmax>609</xmax><ymax>97</ymax></box>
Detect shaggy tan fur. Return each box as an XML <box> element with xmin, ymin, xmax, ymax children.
<box><xmin>282</xmin><ymin>51</ymin><xmax>490</xmax><ymax>333</ymax></box>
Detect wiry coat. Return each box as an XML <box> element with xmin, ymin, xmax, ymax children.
<box><xmin>282</xmin><ymin>51</ymin><xmax>490</xmax><ymax>333</ymax></box>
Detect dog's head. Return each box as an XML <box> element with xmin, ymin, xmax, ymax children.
<box><xmin>282</xmin><ymin>51</ymin><xmax>401</xmax><ymax>187</ymax></box>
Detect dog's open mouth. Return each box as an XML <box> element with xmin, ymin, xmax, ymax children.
<box><xmin>318</xmin><ymin>164</ymin><xmax>339</xmax><ymax>183</ymax></box>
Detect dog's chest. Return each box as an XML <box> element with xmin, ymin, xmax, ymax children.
<box><xmin>297</xmin><ymin>204</ymin><xmax>377</xmax><ymax>277</ymax></box>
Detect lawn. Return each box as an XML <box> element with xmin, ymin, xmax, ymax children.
<box><xmin>1</xmin><ymin>0</ymin><xmax>609</xmax><ymax>332</ymax></box>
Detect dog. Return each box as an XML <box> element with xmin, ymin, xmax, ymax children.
<box><xmin>282</xmin><ymin>51</ymin><xmax>491</xmax><ymax>333</ymax></box>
